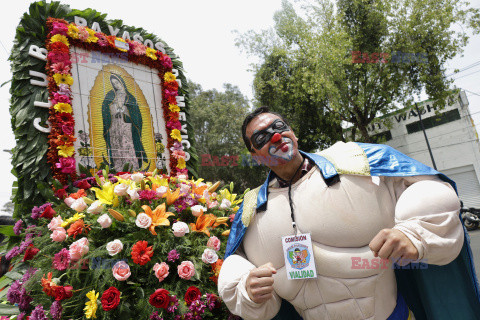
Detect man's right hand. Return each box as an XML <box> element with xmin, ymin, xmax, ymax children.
<box><xmin>245</xmin><ymin>262</ymin><xmax>277</xmax><ymax>304</ymax></box>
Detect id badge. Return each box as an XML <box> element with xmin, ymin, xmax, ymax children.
<box><xmin>282</xmin><ymin>233</ymin><xmax>317</xmax><ymax>280</ymax></box>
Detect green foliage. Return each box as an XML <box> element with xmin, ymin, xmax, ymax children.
<box><xmin>9</xmin><ymin>1</ymin><xmax>196</xmax><ymax>219</ymax></box>
<box><xmin>188</xmin><ymin>81</ymin><xmax>269</xmax><ymax>192</ymax></box>
<box><xmin>236</xmin><ymin>0</ymin><xmax>480</xmax><ymax>142</ymax></box>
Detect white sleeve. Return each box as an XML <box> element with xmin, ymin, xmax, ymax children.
<box><xmin>218</xmin><ymin>253</ymin><xmax>282</xmax><ymax>320</ymax></box>
<box><xmin>392</xmin><ymin>176</ymin><xmax>464</xmax><ymax>265</ymax></box>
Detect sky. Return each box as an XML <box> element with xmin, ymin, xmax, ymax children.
<box><xmin>0</xmin><ymin>0</ymin><xmax>479</xmax><ymax>212</ymax></box>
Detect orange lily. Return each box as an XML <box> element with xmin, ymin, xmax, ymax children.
<box><xmin>163</xmin><ymin>188</ymin><xmax>181</xmax><ymax>206</ymax></box>
<box><xmin>213</xmin><ymin>216</ymin><xmax>229</xmax><ymax>228</ymax></box>
<box><xmin>192</xmin><ymin>184</ymin><xmax>208</xmax><ymax>197</ymax></box>
<box><xmin>190</xmin><ymin>213</ymin><xmax>217</xmax><ymax>237</ymax></box>
<box><xmin>141</xmin><ymin>204</ymin><xmax>175</xmax><ymax>235</ymax></box>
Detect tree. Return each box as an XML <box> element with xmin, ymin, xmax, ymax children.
<box><xmin>188</xmin><ymin>81</ymin><xmax>268</xmax><ymax>192</ymax></box>
<box><xmin>253</xmin><ymin>50</ymin><xmax>344</xmax><ymax>151</ymax></box>
<box><xmin>236</xmin><ymin>0</ymin><xmax>480</xmax><ymax>142</ymax></box>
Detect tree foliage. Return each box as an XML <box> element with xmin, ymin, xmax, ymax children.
<box><xmin>236</xmin><ymin>0</ymin><xmax>480</xmax><ymax>142</ymax></box>
<box><xmin>188</xmin><ymin>82</ymin><xmax>268</xmax><ymax>192</ymax></box>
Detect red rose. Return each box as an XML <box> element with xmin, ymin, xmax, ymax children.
<box><xmin>184</xmin><ymin>286</ymin><xmax>201</xmax><ymax>305</ymax></box>
<box><xmin>101</xmin><ymin>287</ymin><xmax>121</xmax><ymax>311</ymax></box>
<box><xmin>53</xmin><ymin>285</ymin><xmax>73</xmax><ymax>301</ymax></box>
<box><xmin>40</xmin><ymin>205</ymin><xmax>56</xmax><ymax>219</ymax></box>
<box><xmin>23</xmin><ymin>245</ymin><xmax>39</xmax><ymax>261</ymax></box>
<box><xmin>149</xmin><ymin>289</ymin><xmax>170</xmax><ymax>309</ymax></box>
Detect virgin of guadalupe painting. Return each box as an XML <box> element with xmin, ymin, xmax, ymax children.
<box><xmin>101</xmin><ymin>73</ymin><xmax>147</xmax><ymax>170</ymax></box>
<box><xmin>87</xmin><ymin>64</ymin><xmax>157</xmax><ymax>173</ymax></box>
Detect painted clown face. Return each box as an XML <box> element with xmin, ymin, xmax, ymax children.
<box><xmin>246</xmin><ymin>113</ymin><xmax>299</xmax><ymax>167</ymax></box>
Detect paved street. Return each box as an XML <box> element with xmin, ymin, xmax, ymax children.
<box><xmin>468</xmin><ymin>229</ymin><xmax>480</xmax><ymax>276</ymax></box>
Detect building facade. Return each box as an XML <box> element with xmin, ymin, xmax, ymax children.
<box><xmin>366</xmin><ymin>91</ymin><xmax>480</xmax><ymax>208</ymax></box>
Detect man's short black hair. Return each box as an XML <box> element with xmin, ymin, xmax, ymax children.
<box><xmin>242</xmin><ymin>107</ymin><xmax>290</xmax><ymax>152</ymax></box>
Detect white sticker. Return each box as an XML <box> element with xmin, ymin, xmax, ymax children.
<box><xmin>282</xmin><ymin>233</ymin><xmax>317</xmax><ymax>280</ymax></box>
<box><xmin>114</xmin><ymin>39</ymin><xmax>129</xmax><ymax>51</ymax></box>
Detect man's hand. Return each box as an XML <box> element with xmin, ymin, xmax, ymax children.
<box><xmin>245</xmin><ymin>262</ymin><xmax>277</xmax><ymax>304</ymax></box>
<box><xmin>369</xmin><ymin>229</ymin><xmax>419</xmax><ymax>265</ymax></box>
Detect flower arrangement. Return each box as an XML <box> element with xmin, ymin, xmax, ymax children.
<box><xmin>45</xmin><ymin>18</ymin><xmax>187</xmax><ymax>183</ymax></box>
<box><xmin>4</xmin><ymin>169</ymin><xmax>243</xmax><ymax>319</ymax></box>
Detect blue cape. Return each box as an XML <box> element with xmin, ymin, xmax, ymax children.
<box><xmin>225</xmin><ymin>143</ymin><xmax>480</xmax><ymax>320</ymax></box>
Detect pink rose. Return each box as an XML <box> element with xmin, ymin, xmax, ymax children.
<box><xmin>179</xmin><ymin>183</ymin><xmax>191</xmax><ymax>195</ymax></box>
<box><xmin>191</xmin><ymin>205</ymin><xmax>206</xmax><ymax>217</ymax></box>
<box><xmin>50</xmin><ymin>227</ymin><xmax>67</xmax><ymax>242</ymax></box>
<box><xmin>206</xmin><ymin>236</ymin><xmax>221</xmax><ymax>251</ymax></box>
<box><xmin>207</xmin><ymin>200</ymin><xmax>219</xmax><ymax>209</ymax></box>
<box><xmin>97</xmin><ymin>214</ymin><xmax>112</xmax><ymax>228</ymax></box>
<box><xmin>69</xmin><ymin>237</ymin><xmax>89</xmax><ymax>261</ymax></box>
<box><xmin>153</xmin><ymin>262</ymin><xmax>169</xmax><ymax>282</ymax></box>
<box><xmin>171</xmin><ymin>221</ymin><xmax>189</xmax><ymax>237</ymax></box>
<box><xmin>118</xmin><ymin>173</ymin><xmax>131</xmax><ymax>180</ymax></box>
<box><xmin>106</xmin><ymin>239</ymin><xmax>123</xmax><ymax>256</ymax></box>
<box><xmin>177</xmin><ymin>261</ymin><xmax>195</xmax><ymax>280</ymax></box>
<box><xmin>201</xmin><ymin>248</ymin><xmax>219</xmax><ymax>264</ymax></box>
<box><xmin>48</xmin><ymin>216</ymin><xmax>64</xmax><ymax>231</ymax></box>
<box><xmin>112</xmin><ymin>261</ymin><xmax>131</xmax><ymax>281</ymax></box>
<box><xmin>219</xmin><ymin>198</ymin><xmax>232</xmax><ymax>209</ymax></box>
<box><xmin>55</xmin><ymin>157</ymin><xmax>76</xmax><ymax>174</ymax></box>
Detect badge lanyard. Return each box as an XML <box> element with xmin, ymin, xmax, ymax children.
<box><xmin>287</xmin><ymin>156</ymin><xmax>305</xmax><ymax>233</ymax></box>
<box><xmin>281</xmin><ymin>156</ymin><xmax>317</xmax><ymax>280</ymax></box>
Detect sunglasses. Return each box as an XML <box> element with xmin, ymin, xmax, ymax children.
<box><xmin>250</xmin><ymin>119</ymin><xmax>289</xmax><ymax>150</ymax></box>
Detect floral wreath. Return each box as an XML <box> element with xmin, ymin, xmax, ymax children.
<box><xmin>45</xmin><ymin>18</ymin><xmax>188</xmax><ymax>184</ymax></box>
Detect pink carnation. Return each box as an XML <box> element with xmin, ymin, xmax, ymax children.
<box><xmin>128</xmin><ymin>41</ymin><xmax>146</xmax><ymax>56</ymax></box>
<box><xmin>53</xmin><ymin>248</ymin><xmax>71</xmax><ymax>271</ymax></box>
<box><xmin>77</xmin><ymin>26</ymin><xmax>89</xmax><ymax>41</ymax></box>
<box><xmin>177</xmin><ymin>261</ymin><xmax>195</xmax><ymax>280</ymax></box>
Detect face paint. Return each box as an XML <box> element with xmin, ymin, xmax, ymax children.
<box><xmin>250</xmin><ymin>119</ymin><xmax>289</xmax><ymax>150</ymax></box>
<box><xmin>268</xmin><ymin>137</ymin><xmax>294</xmax><ymax>162</ymax></box>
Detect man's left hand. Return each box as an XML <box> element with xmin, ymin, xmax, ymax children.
<box><xmin>369</xmin><ymin>229</ymin><xmax>419</xmax><ymax>265</ymax></box>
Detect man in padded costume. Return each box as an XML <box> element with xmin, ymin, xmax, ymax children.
<box><xmin>218</xmin><ymin>107</ymin><xmax>480</xmax><ymax>320</ymax></box>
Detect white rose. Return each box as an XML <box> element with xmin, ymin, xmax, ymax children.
<box><xmin>201</xmin><ymin>248</ymin><xmax>219</xmax><ymax>264</ymax></box>
<box><xmin>179</xmin><ymin>183</ymin><xmax>191</xmax><ymax>195</ymax></box>
<box><xmin>127</xmin><ymin>187</ymin><xmax>139</xmax><ymax>200</ymax></box>
<box><xmin>172</xmin><ymin>221</ymin><xmax>189</xmax><ymax>237</ymax></box>
<box><xmin>97</xmin><ymin>214</ymin><xmax>112</xmax><ymax>228</ymax></box>
<box><xmin>106</xmin><ymin>239</ymin><xmax>123</xmax><ymax>256</ymax></box>
<box><xmin>70</xmin><ymin>198</ymin><xmax>87</xmax><ymax>212</ymax></box>
<box><xmin>131</xmin><ymin>172</ymin><xmax>145</xmax><ymax>183</ymax></box>
<box><xmin>177</xmin><ymin>174</ymin><xmax>188</xmax><ymax>180</ymax></box>
<box><xmin>114</xmin><ymin>183</ymin><xmax>129</xmax><ymax>196</ymax></box>
<box><xmin>136</xmin><ymin>213</ymin><xmax>152</xmax><ymax>229</ymax></box>
<box><xmin>87</xmin><ymin>200</ymin><xmax>104</xmax><ymax>214</ymax></box>
<box><xmin>191</xmin><ymin>205</ymin><xmax>206</xmax><ymax>217</ymax></box>
<box><xmin>156</xmin><ymin>186</ymin><xmax>168</xmax><ymax>197</ymax></box>
<box><xmin>219</xmin><ymin>198</ymin><xmax>232</xmax><ymax>209</ymax></box>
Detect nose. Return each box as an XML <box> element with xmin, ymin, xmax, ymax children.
<box><xmin>271</xmin><ymin>133</ymin><xmax>282</xmax><ymax>143</ymax></box>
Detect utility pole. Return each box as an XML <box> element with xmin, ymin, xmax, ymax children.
<box><xmin>415</xmin><ymin>102</ymin><xmax>437</xmax><ymax>170</ymax></box>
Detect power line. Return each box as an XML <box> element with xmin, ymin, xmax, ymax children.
<box><xmin>446</xmin><ymin>59</ymin><xmax>480</xmax><ymax>77</ymax></box>
<box><xmin>452</xmin><ymin>69</ymin><xmax>480</xmax><ymax>81</ymax></box>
